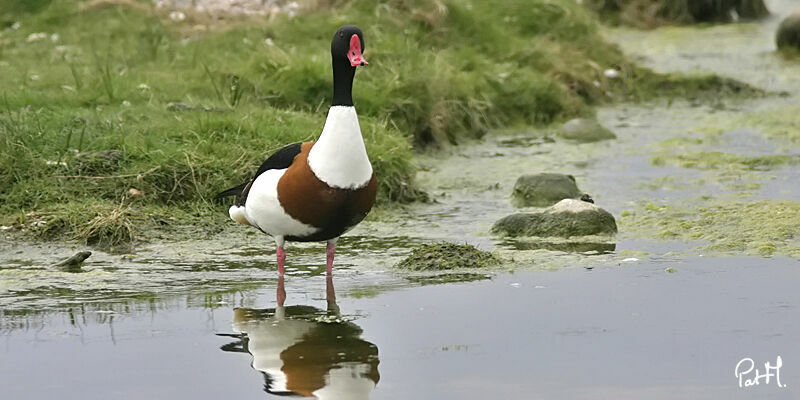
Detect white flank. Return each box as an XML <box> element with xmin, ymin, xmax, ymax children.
<box><xmin>308</xmin><ymin>106</ymin><xmax>373</xmax><ymax>189</ymax></box>
<box><xmin>243</xmin><ymin>168</ymin><xmax>318</xmax><ymax>237</ymax></box>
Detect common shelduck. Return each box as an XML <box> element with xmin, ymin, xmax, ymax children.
<box><xmin>216</xmin><ymin>25</ymin><xmax>375</xmax><ymax>276</ymax></box>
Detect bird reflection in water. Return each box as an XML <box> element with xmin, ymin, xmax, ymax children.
<box><xmin>220</xmin><ymin>275</ymin><xmax>380</xmax><ymax>399</ymax></box>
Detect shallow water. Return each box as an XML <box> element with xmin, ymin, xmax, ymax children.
<box><xmin>2</xmin><ymin>258</ymin><xmax>798</xmax><ymax>399</ymax></box>
<box><xmin>2</xmin><ymin>1</ymin><xmax>800</xmax><ymax>398</ymax></box>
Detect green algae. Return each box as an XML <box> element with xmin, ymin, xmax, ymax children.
<box><xmin>396</xmin><ymin>242</ymin><xmax>500</xmax><ymax>271</ymax></box>
<box><xmin>737</xmin><ymin>105</ymin><xmax>800</xmax><ymax>143</ymax></box>
<box><xmin>650</xmin><ymin>151</ymin><xmax>799</xmax><ymax>171</ymax></box>
<box><xmin>649</xmin><ymin>130</ymin><xmax>799</xmax><ymax>173</ymax></box>
<box><xmin>630</xmin><ymin>73</ymin><xmax>765</xmax><ymax>102</ymax></box>
<box><xmin>620</xmin><ymin>200</ymin><xmax>800</xmax><ymax>257</ymax></box>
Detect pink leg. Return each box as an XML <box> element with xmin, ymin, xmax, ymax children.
<box><xmin>277</xmin><ymin>274</ymin><xmax>286</xmax><ymax>307</ymax></box>
<box><xmin>326</xmin><ymin>240</ymin><xmax>336</xmax><ymax>276</ymax></box>
<box><xmin>277</xmin><ymin>246</ymin><xmax>286</xmax><ymax>276</ymax></box>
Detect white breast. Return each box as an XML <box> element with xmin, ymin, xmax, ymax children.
<box><xmin>307</xmin><ymin>106</ymin><xmax>373</xmax><ymax>189</ymax></box>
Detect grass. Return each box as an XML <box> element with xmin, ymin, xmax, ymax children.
<box><xmin>0</xmin><ymin>0</ymin><xmax>763</xmax><ymax>247</ymax></box>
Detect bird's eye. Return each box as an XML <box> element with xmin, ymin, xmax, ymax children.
<box><xmin>339</xmin><ymin>31</ymin><xmax>344</xmax><ymax>38</ymax></box>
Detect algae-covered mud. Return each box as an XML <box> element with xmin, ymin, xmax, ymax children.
<box><xmin>2</xmin><ymin>0</ymin><xmax>800</xmax><ymax>398</ymax></box>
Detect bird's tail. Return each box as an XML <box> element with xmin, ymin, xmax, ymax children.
<box><xmin>214</xmin><ymin>182</ymin><xmax>248</xmax><ymax>199</ymax></box>
<box><xmin>229</xmin><ymin>205</ymin><xmax>251</xmax><ymax>226</ymax></box>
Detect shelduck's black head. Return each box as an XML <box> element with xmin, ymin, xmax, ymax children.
<box><xmin>331</xmin><ymin>25</ymin><xmax>367</xmax><ymax>107</ymax></box>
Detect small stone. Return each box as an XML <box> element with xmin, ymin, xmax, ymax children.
<box><xmin>493</xmin><ymin>199</ymin><xmax>618</xmax><ymax>238</ymax></box>
<box><xmin>776</xmin><ymin>14</ymin><xmax>800</xmax><ymax>51</ymax></box>
<box><xmin>604</xmin><ymin>68</ymin><xmax>620</xmax><ymax>79</ymax></box>
<box><xmin>169</xmin><ymin>11</ymin><xmax>186</xmax><ymax>22</ymax></box>
<box><xmin>128</xmin><ymin>188</ymin><xmax>142</xmax><ymax>197</ymax></box>
<box><xmin>557</xmin><ymin>118</ymin><xmax>616</xmax><ymax>143</ymax></box>
<box><xmin>511</xmin><ymin>173</ymin><xmax>582</xmax><ymax>207</ymax></box>
<box><xmin>26</xmin><ymin>32</ymin><xmax>47</xmax><ymax>42</ymax></box>
<box><xmin>52</xmin><ymin>251</ymin><xmax>92</xmax><ymax>272</ymax></box>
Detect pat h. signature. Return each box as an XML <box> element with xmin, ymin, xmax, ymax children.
<box><xmin>735</xmin><ymin>356</ymin><xmax>787</xmax><ymax>388</ymax></box>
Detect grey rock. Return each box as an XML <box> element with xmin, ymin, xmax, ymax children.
<box><xmin>557</xmin><ymin>118</ymin><xmax>616</xmax><ymax>143</ymax></box>
<box><xmin>777</xmin><ymin>14</ymin><xmax>800</xmax><ymax>51</ymax></box>
<box><xmin>512</xmin><ymin>173</ymin><xmax>582</xmax><ymax>207</ymax></box>
<box><xmin>493</xmin><ymin>199</ymin><xmax>617</xmax><ymax>238</ymax></box>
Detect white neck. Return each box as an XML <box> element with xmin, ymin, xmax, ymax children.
<box><xmin>308</xmin><ymin>106</ymin><xmax>373</xmax><ymax>189</ymax></box>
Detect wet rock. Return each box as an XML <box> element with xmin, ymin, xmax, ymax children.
<box><xmin>512</xmin><ymin>173</ymin><xmax>582</xmax><ymax>207</ymax></box>
<box><xmin>493</xmin><ymin>199</ymin><xmax>617</xmax><ymax>238</ymax></box>
<box><xmin>686</xmin><ymin>0</ymin><xmax>740</xmax><ymax>22</ymax></box>
<box><xmin>396</xmin><ymin>242</ymin><xmax>499</xmax><ymax>271</ymax></box>
<box><xmin>52</xmin><ymin>251</ymin><xmax>91</xmax><ymax>272</ymax></box>
<box><xmin>586</xmin><ymin>0</ymin><xmax>769</xmax><ymax>26</ymax></box>
<box><xmin>776</xmin><ymin>14</ymin><xmax>800</xmax><ymax>51</ymax></box>
<box><xmin>556</xmin><ymin>118</ymin><xmax>616</xmax><ymax>143</ymax></box>
<box><xmin>736</xmin><ymin>0</ymin><xmax>770</xmax><ymax>20</ymax></box>
<box><xmin>679</xmin><ymin>0</ymin><xmax>770</xmax><ymax>22</ymax></box>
